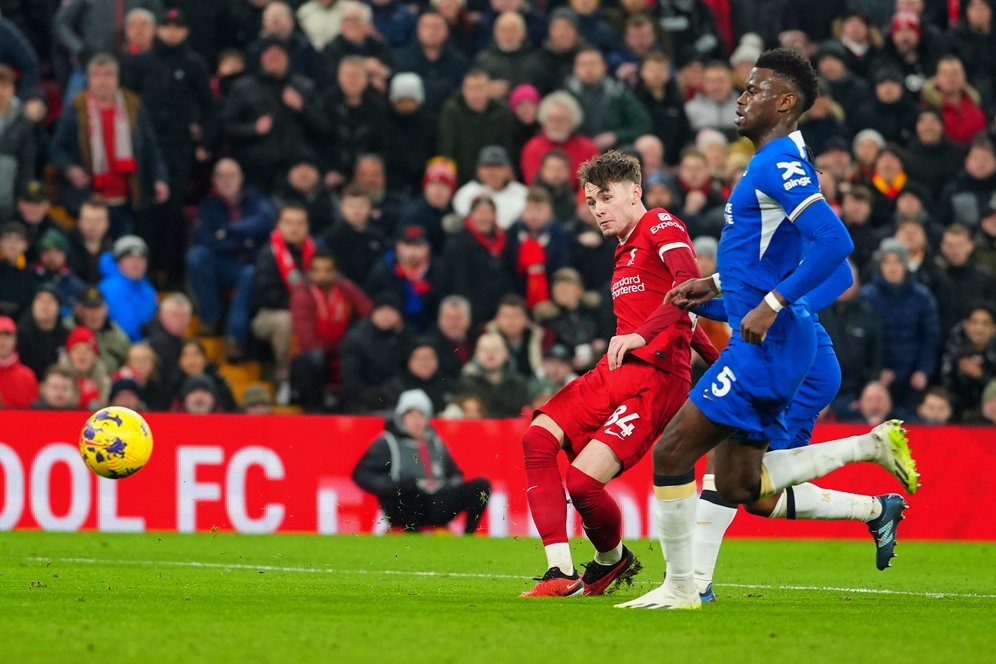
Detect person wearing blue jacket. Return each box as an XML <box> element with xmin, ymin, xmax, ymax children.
<box><xmin>861</xmin><ymin>237</ymin><xmax>940</xmax><ymax>410</ymax></box>
<box><xmin>98</xmin><ymin>235</ymin><xmax>157</xmax><ymax>342</ymax></box>
<box><xmin>184</xmin><ymin>158</ymin><xmax>275</xmax><ymax>353</ymax></box>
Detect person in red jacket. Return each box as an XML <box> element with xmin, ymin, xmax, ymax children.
<box><xmin>921</xmin><ymin>55</ymin><xmax>987</xmax><ymax>145</ymax></box>
<box><xmin>0</xmin><ymin>316</ymin><xmax>39</xmax><ymax>409</ymax></box>
<box><xmin>290</xmin><ymin>250</ymin><xmax>373</xmax><ymax>411</ymax></box>
<box><xmin>520</xmin><ymin>91</ymin><xmax>598</xmax><ymax>188</ymax></box>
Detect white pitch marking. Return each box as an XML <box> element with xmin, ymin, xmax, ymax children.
<box><xmin>21</xmin><ymin>557</ymin><xmax>996</xmax><ymax>600</ymax></box>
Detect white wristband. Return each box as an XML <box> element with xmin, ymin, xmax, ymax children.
<box><xmin>710</xmin><ymin>272</ymin><xmax>722</xmax><ymax>293</ymax></box>
<box><xmin>764</xmin><ymin>292</ymin><xmax>784</xmax><ymax>312</ymax></box>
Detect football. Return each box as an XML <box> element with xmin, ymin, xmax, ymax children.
<box><xmin>79</xmin><ymin>407</ymin><xmax>154</xmax><ymax>479</ymax></box>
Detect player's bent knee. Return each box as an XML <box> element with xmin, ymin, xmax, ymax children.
<box><xmin>564</xmin><ymin>466</ymin><xmax>600</xmax><ymax>511</ymax></box>
<box><xmin>522</xmin><ymin>425</ymin><xmax>562</xmax><ymax>465</ymax></box>
<box><xmin>714</xmin><ymin>475</ymin><xmax>758</xmax><ymax>505</ymax></box>
<box><xmin>743</xmin><ymin>496</ymin><xmax>777</xmax><ymax>517</ymax></box>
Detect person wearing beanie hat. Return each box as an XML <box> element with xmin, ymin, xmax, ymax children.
<box><xmin>386</xmin><ymin>71</ymin><xmax>438</xmax><ymax>197</ymax></box>
<box><xmin>0</xmin><ymin>315</ymin><xmax>39</xmax><ymax>409</ymax></box>
<box><xmin>851</xmin><ymin>128</ymin><xmax>887</xmax><ymax>181</ymax></box>
<box><xmin>58</xmin><ymin>323</ymin><xmax>110</xmax><ymax>410</ymax></box>
<box><xmin>98</xmin><ymin>235</ymin><xmax>157</xmax><ymax>342</ymax></box>
<box><xmin>33</xmin><ymin>228</ymin><xmax>87</xmax><ymax>318</ymax></box>
<box><xmin>353</xmin><ymin>388</ymin><xmax>491</xmax><ymax>533</ymax></box>
<box><xmin>392</xmin><ymin>157</ymin><xmax>456</xmax><ymax>254</ymax></box>
<box><xmin>241</xmin><ymin>384</ymin><xmax>274</xmax><ymax>415</ymax></box>
<box><xmin>729</xmin><ymin>33</ymin><xmax>762</xmax><ymax>89</ymax></box>
<box><xmin>389</xmin><ymin>72</ymin><xmax>425</xmax><ymax>106</ymax></box>
<box><xmin>861</xmin><ymin>236</ymin><xmax>940</xmax><ymax>409</ymax></box>
<box><xmin>108</xmin><ymin>376</ymin><xmax>145</xmax><ymax>411</ymax></box>
<box><xmin>452</xmin><ymin>145</ymin><xmax>529</xmax><ymax>230</ymax></box>
<box><xmin>15</xmin><ymin>286</ymin><xmax>70</xmax><ymax>381</ymax></box>
<box><xmin>177</xmin><ymin>373</ymin><xmax>218</xmax><ymax>415</ymax></box>
<box><xmin>850</xmin><ymin>65</ymin><xmax>920</xmax><ymax>145</ymax></box>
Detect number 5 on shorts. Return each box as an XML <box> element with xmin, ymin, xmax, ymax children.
<box><xmin>711</xmin><ymin>366</ymin><xmax>737</xmax><ymax>397</ymax></box>
<box><xmin>604</xmin><ymin>405</ymin><xmax>640</xmax><ymax>439</ymax></box>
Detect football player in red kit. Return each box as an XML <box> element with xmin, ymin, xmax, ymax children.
<box><xmin>520</xmin><ymin>151</ymin><xmax>718</xmax><ymax>597</ymax></box>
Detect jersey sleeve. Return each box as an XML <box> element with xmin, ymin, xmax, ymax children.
<box><xmin>755</xmin><ymin>150</ymin><xmax>824</xmax><ymax>223</ymax></box>
<box><xmin>646</xmin><ymin>210</ymin><xmax>695</xmax><ymax>261</ymax></box>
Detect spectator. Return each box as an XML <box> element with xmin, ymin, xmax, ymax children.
<box><xmin>684</xmin><ymin>61</ymin><xmax>738</xmax><ymax>139</ymax></box>
<box><xmin>839</xmin><ymin>184</ymin><xmax>885</xmax><ymax>271</ymax></box>
<box><xmin>368</xmin><ymin>0</ymin><xmax>416</xmax><ymax>49</ymax></box>
<box><xmin>977</xmin><ymin>198</ymin><xmax>996</xmax><ymax>274</ymax></box>
<box><xmin>339</xmin><ymin>292</ymin><xmax>412</xmax><ymax>413</ymax></box>
<box><xmin>849</xmin><ymin>65</ymin><xmax>918</xmax><ymax>146</ymax></box>
<box><xmin>98</xmin><ymin>234</ymin><xmax>157</xmax><ymax>342</ymax></box>
<box><xmin>532</xmin><ymin>151</ymin><xmax>577</xmax><ymax>225</ymax></box>
<box><xmin>430</xmin><ymin>294</ymin><xmax>474</xmax><ymax>381</ymax></box>
<box><xmin>963</xmin><ymin>379</ymin><xmax>996</xmax><ymax>424</ymax></box>
<box><xmin>107</xmin><ymin>375</ymin><xmax>145</xmax><ymax>410</ymax></box>
<box><xmin>220</xmin><ymin>39</ymin><xmax>326</xmax><ymax>192</ymax></box>
<box><xmin>353</xmin><ymin>154</ymin><xmax>408</xmax><ymax>237</ymax></box>
<box><xmin>528</xmin><ymin>8</ymin><xmax>584</xmax><ymax>95</ymax></box>
<box><xmin>675</xmin><ymin>148</ymin><xmax>726</xmax><ymax>238</ymax></box>
<box><xmin>321</xmin><ymin>185</ymin><xmax>387</xmax><ymax>286</ymax></box>
<box><xmin>913</xmin><ymin>387</ymin><xmax>954</xmax><ymax>424</ymax></box>
<box><xmin>0</xmin><ymin>223</ymin><xmax>35</xmax><ymax>319</ymax></box>
<box><xmin>905</xmin><ymin>108</ymin><xmax>968</xmax><ymax>202</ymax></box>
<box><xmin>938</xmin><ymin>136</ymin><xmax>996</xmax><ymax>228</ymax></box>
<box><xmin>484</xmin><ymin>295</ymin><xmax>547</xmax><ymax>379</ymax></box>
<box><xmin>32</xmin><ymin>230</ymin><xmax>87</xmax><ymax>317</ymax></box>
<box><xmin>867</xmin><ymin>145</ymin><xmax>912</xmax><ymax>226</ymax></box>
<box><xmin>186</xmin><ymin>158</ymin><xmax>273</xmax><ymax>350</ymax></box>
<box><xmin>50</xmin><ymin>54</ymin><xmax>169</xmax><ymax>236</ymax></box>
<box><xmin>251</xmin><ymin>203</ymin><xmax>316</xmax><ymax>400</ymax></box>
<box><xmin>58</xmin><ymin>325</ymin><xmax>109</xmax><ymax>410</ymax></box>
<box><xmin>936</xmin><ymin>225</ymin><xmax>996</xmax><ymax>334</ymax></box>
<box><xmin>398</xmin><ymin>157</ymin><xmax>458</xmax><ymax>254</ymax></box>
<box><xmin>0</xmin><ymin>15</ymin><xmax>39</xmax><ymax>98</ymax></box>
<box><xmin>320</xmin><ymin>57</ymin><xmax>388</xmax><ymax>186</ymax></box>
<box><xmin>439</xmin><ymin>70</ymin><xmax>513</xmax><ymax>185</ymax></box>
<box><xmin>170</xmin><ymin>339</ymin><xmax>236</xmax><ymax>412</ymax></box>
<box><xmin>0</xmin><ymin>314</ymin><xmax>39</xmax><ymax>409</ymax></box>
<box><xmin>529</xmin><ymin>343</ymin><xmax>578</xmax><ymax>405</ymax></box>
<box><xmin>652</xmin><ymin>0</ymin><xmax>723</xmax><ymax>66</ymax></box>
<box><xmin>444</xmin><ymin>195</ymin><xmax>516</xmax><ymax>325</ymax></box>
<box><xmin>873</xmin><ymin>10</ymin><xmax>941</xmax><ymax>96</ymax></box>
<box><xmin>290</xmin><ymin>250</ymin><xmax>371</xmax><ymax>411</ymax></box>
<box><xmin>519</xmin><ymin>92</ymin><xmax>598</xmax><ymax>188</ymax></box>
<box><xmin>861</xmin><ymin>238</ymin><xmax>940</xmax><ymax>409</ymax></box>
<box><xmin>67</xmin><ymin>197</ymin><xmax>113</xmax><ymax>285</ymax></box>
<box><xmin>815</xmin><ymin>41</ymin><xmax>871</xmax><ymax>118</ymax></box>
<box><xmin>0</xmin><ymin>64</ymin><xmax>36</xmax><ymax>221</ymax></box>
<box><xmin>32</xmin><ymin>366</ymin><xmax>79</xmax><ymax>411</ymax></box>
<box><xmin>508</xmin><ymin>85</ymin><xmax>540</xmax><ymax>176</ymax></box>
<box><xmin>123</xmin><ymin>8</ymin><xmax>156</xmax><ymax>56</ymax></box>
<box><xmin>920</xmin><ymin>55</ymin><xmax>987</xmax><ymax>146</ymax></box>
<box><xmin>273</xmin><ymin>156</ymin><xmax>341</xmax><ymax>238</ymax></box>
<box><xmin>473</xmin><ymin>12</ymin><xmax>535</xmax><ymax>96</ymax></box>
<box><xmin>140</xmin><ymin>292</ymin><xmax>191</xmax><ymax>391</ymax></box>
<box><xmin>845</xmin><ymin>380</ymin><xmax>897</xmax><ymax>425</ymax></box>
<box><xmin>452</xmin><ymin>146</ymin><xmax>528</xmax><ymax>230</ymax></box>
<box><xmin>507</xmin><ymin>187</ymin><xmax>570</xmax><ymax>308</ymax></box>
<box><xmin>633</xmin><ymin>53</ymin><xmax>693</xmax><ymax>168</ymax></box>
<box><xmin>567</xmin><ymin>0</ymin><xmax>615</xmax><ymax>52</ymax></box>
<box><xmin>395</xmin><ymin>10</ymin><xmax>468</xmax><ymax>114</ymax></box>
<box><xmin>852</xmin><ymin>128</ymin><xmax>885</xmax><ymax>183</ymax></box>
<box><xmin>458</xmin><ymin>331</ymin><xmax>530</xmax><ymax>417</ymax></box>
<box><xmin>322</xmin><ymin>1</ymin><xmax>395</xmax><ymax>75</ymax></box>
<box><xmin>821</xmin><ymin>264</ymin><xmax>885</xmax><ymax>414</ymax></box>
<box><xmin>815</xmin><ymin>138</ymin><xmax>855</xmax><ymax>189</ymax></box>
<box><xmin>115</xmin><ymin>341</ymin><xmax>169</xmax><ymax>411</ymax></box>
<box><xmin>247</xmin><ymin>2</ymin><xmax>325</xmax><ymax>84</ymax></box>
<box><xmin>16</xmin><ymin>286</ymin><xmax>68</xmax><ymax>381</ymax></box>
<box><xmin>11</xmin><ymin>182</ymin><xmax>62</xmax><ymax>265</ymax></box>
<box><xmin>387</xmin><ymin>341</ymin><xmax>451</xmax><ymax>413</ymax></box>
<box><xmin>534</xmin><ymin>267</ymin><xmax>610</xmax><ymax>372</ymax></box>
<box><xmin>830</xmin><ymin>10</ymin><xmax>883</xmax><ymax>79</ymax></box>
<box><xmin>431</xmin><ymin>0</ymin><xmax>486</xmax><ymax>61</ymax></box>
<box><xmin>563</xmin><ymin>46</ymin><xmax>651</xmax><ymax>151</ymax></box>
<box><xmin>366</xmin><ymin>225</ymin><xmax>445</xmax><ymax>333</ymax></box>
<box><xmin>440</xmin><ymin>392</ymin><xmax>487</xmax><ymax>419</ymax></box>
<box><xmin>352</xmin><ymin>388</ymin><xmax>491</xmax><ymax>533</ymax></box>
<box><xmin>120</xmin><ymin>8</ymin><xmax>216</xmax><ymax>284</ymax></box>
<box><xmin>298</xmin><ymin>0</ymin><xmax>346</xmax><ymax>52</ymax></box>
<box><xmin>940</xmin><ymin>304</ymin><xmax>996</xmax><ymax>416</ymax></box>
<box><xmin>798</xmin><ymin>82</ymin><xmax>849</xmax><ymax>156</ymax></box>
<box><xmin>608</xmin><ymin>14</ymin><xmax>668</xmax><ymax>88</ymax></box>
<box><xmin>384</xmin><ymin>73</ymin><xmax>438</xmax><ymax>197</ymax></box>
<box><xmin>64</xmin><ymin>287</ymin><xmax>129</xmax><ymax>374</ymax></box>
<box><xmin>175</xmin><ymin>373</ymin><xmax>219</xmax><ymax>414</ymax></box>
<box><xmin>480</xmin><ymin>0</ymin><xmax>548</xmax><ymax>50</ymax></box>
<box><xmin>894</xmin><ymin>218</ymin><xmax>957</xmax><ymax>334</ymax></box>
<box><xmin>241</xmin><ymin>384</ymin><xmax>275</xmax><ymax>415</ymax></box>
<box><xmin>951</xmin><ymin>0</ymin><xmax>995</xmax><ymax>107</ymax></box>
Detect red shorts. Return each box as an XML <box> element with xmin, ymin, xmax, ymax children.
<box><xmin>535</xmin><ymin>357</ymin><xmax>690</xmax><ymax>470</ymax></box>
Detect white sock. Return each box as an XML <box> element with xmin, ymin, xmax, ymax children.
<box><xmin>594</xmin><ymin>541</ymin><xmax>623</xmax><ymax>565</ymax></box>
<box><xmin>655</xmin><ymin>493</ymin><xmax>697</xmax><ymax>596</ymax></box>
<box><xmin>768</xmin><ymin>483</ymin><xmax>883</xmax><ymax>522</ymax></box>
<box><xmin>693</xmin><ymin>476</ymin><xmax>738</xmax><ymax>594</ymax></box>
<box><xmin>762</xmin><ymin>433</ymin><xmax>878</xmax><ymax>495</ymax></box>
<box><xmin>544</xmin><ymin>542</ymin><xmax>574</xmax><ymax>576</ymax></box>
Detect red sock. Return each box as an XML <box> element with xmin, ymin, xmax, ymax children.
<box><xmin>566</xmin><ymin>466</ymin><xmax>621</xmax><ymax>554</ymax></box>
<box><xmin>522</xmin><ymin>426</ymin><xmax>568</xmax><ymax>545</ymax></box>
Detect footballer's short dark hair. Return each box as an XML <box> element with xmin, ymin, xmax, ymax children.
<box><xmin>755</xmin><ymin>47</ymin><xmax>820</xmax><ymax>114</ymax></box>
<box><xmin>578</xmin><ymin>151</ymin><xmax>642</xmax><ymax>191</ymax></box>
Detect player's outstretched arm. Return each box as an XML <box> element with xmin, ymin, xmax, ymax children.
<box><xmin>693</xmin><ymin>298</ymin><xmax>728</xmax><ymax>322</ymax></box>
<box><xmin>804</xmin><ymin>259</ymin><xmax>853</xmax><ymax>313</ymax></box>
<box><xmin>666</xmin><ymin>276</ymin><xmax>719</xmax><ymax>310</ymax></box>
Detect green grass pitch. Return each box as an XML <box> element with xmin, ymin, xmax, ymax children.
<box><xmin>1</xmin><ymin>532</ymin><xmax>994</xmax><ymax>663</ymax></box>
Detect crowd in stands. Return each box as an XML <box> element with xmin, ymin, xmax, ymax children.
<box><xmin>0</xmin><ymin>0</ymin><xmax>994</xmax><ymax>425</ymax></box>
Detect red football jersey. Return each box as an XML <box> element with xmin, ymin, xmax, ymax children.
<box><xmin>610</xmin><ymin>207</ymin><xmax>700</xmax><ymax>377</ymax></box>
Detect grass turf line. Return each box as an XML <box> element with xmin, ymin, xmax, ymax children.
<box><xmin>1</xmin><ymin>532</ymin><xmax>994</xmax><ymax>663</ymax></box>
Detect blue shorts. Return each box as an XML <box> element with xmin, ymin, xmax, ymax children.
<box><xmin>769</xmin><ymin>322</ymin><xmax>841</xmax><ymax>450</ymax></box>
<box><xmin>691</xmin><ymin>307</ymin><xmax>816</xmax><ymax>443</ymax></box>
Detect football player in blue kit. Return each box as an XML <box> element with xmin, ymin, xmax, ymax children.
<box><xmin>616</xmin><ymin>48</ymin><xmax>919</xmax><ymax>610</ymax></box>
<box><xmin>690</xmin><ymin>259</ymin><xmax>910</xmax><ymax>603</ymax></box>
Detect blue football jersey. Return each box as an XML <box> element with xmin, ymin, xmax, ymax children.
<box><xmin>717</xmin><ymin>131</ymin><xmax>825</xmax><ymax>333</ymax></box>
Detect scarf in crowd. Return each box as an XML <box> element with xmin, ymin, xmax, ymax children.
<box><xmin>310</xmin><ymin>283</ymin><xmax>352</xmax><ymax>345</ymax></box>
<box><xmin>871</xmin><ymin>171</ymin><xmax>907</xmax><ymax>200</ymax></box>
<box><xmin>516</xmin><ymin>234</ymin><xmax>549</xmax><ymax>308</ymax></box>
<box><xmin>86</xmin><ymin>91</ymin><xmax>135</xmax><ymax>190</ymax></box>
<box><xmin>269</xmin><ymin>229</ymin><xmax>316</xmax><ymax>290</ymax></box>
<box><xmin>465</xmin><ymin>217</ymin><xmax>506</xmax><ymax>258</ymax></box>
<box><xmin>395</xmin><ymin>258</ymin><xmax>432</xmax><ymax>296</ymax></box>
